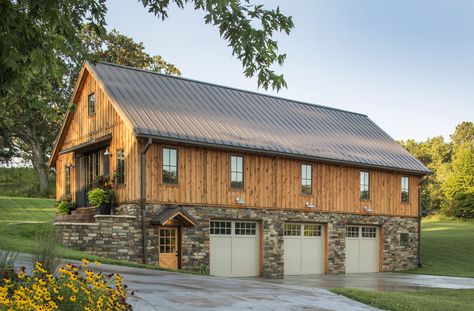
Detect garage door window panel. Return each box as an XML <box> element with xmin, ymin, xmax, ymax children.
<box><xmin>235</xmin><ymin>222</ymin><xmax>256</xmax><ymax>235</ymax></box>
<box><xmin>210</xmin><ymin>221</ymin><xmax>232</xmax><ymax>235</ymax></box>
<box><xmin>284</xmin><ymin>224</ymin><xmax>301</xmax><ymax>236</ymax></box>
<box><xmin>346</xmin><ymin>226</ymin><xmax>360</xmax><ymax>238</ymax></box>
<box><xmin>361</xmin><ymin>227</ymin><xmax>377</xmax><ymax>238</ymax></box>
<box><xmin>304</xmin><ymin>224</ymin><xmax>322</xmax><ymax>237</ymax></box>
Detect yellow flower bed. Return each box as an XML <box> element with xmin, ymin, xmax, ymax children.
<box><xmin>0</xmin><ymin>259</ymin><xmax>131</xmax><ymax>311</ymax></box>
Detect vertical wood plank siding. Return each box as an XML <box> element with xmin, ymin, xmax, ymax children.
<box><xmin>55</xmin><ymin>69</ymin><xmax>419</xmax><ymax>217</ymax></box>
<box><xmin>145</xmin><ymin>143</ymin><xmax>420</xmax><ymax>217</ymax></box>
<box><xmin>55</xmin><ymin>71</ymin><xmax>139</xmax><ymax>203</ymax></box>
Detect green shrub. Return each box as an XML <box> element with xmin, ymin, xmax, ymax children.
<box><xmin>56</xmin><ymin>194</ymin><xmax>75</xmax><ymax>215</ymax></box>
<box><xmin>87</xmin><ymin>188</ymin><xmax>109</xmax><ymax>207</ymax></box>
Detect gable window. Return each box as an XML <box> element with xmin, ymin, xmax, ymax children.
<box><xmin>230</xmin><ymin>155</ymin><xmax>244</xmax><ymax>189</ymax></box>
<box><xmin>360</xmin><ymin>171</ymin><xmax>370</xmax><ymax>199</ymax></box>
<box><xmin>116</xmin><ymin>149</ymin><xmax>125</xmax><ymax>185</ymax></box>
<box><xmin>301</xmin><ymin>164</ymin><xmax>312</xmax><ymax>195</ymax></box>
<box><xmin>401</xmin><ymin>176</ymin><xmax>409</xmax><ymax>202</ymax></box>
<box><xmin>162</xmin><ymin>147</ymin><xmax>178</xmax><ymax>184</ymax></box>
<box><xmin>65</xmin><ymin>165</ymin><xmax>71</xmax><ymax>195</ymax></box>
<box><xmin>88</xmin><ymin>93</ymin><xmax>95</xmax><ymax>115</ymax></box>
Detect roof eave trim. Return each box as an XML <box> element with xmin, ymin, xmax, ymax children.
<box><xmin>136</xmin><ymin>133</ymin><xmax>431</xmax><ymax>176</ymax></box>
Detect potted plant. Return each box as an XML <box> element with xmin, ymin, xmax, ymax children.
<box><xmin>87</xmin><ymin>175</ymin><xmax>115</xmax><ymax>215</ymax></box>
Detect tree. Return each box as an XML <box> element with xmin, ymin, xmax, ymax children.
<box><xmin>0</xmin><ymin>26</ymin><xmax>182</xmax><ymax>195</ymax></box>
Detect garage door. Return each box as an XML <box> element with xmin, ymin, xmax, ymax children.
<box><xmin>345</xmin><ymin>226</ymin><xmax>379</xmax><ymax>273</ymax></box>
<box><xmin>209</xmin><ymin>220</ymin><xmax>260</xmax><ymax>277</ymax></box>
<box><xmin>284</xmin><ymin>223</ymin><xmax>325</xmax><ymax>275</ymax></box>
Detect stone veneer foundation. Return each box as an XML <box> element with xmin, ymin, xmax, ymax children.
<box><xmin>57</xmin><ymin>204</ymin><xmax>419</xmax><ymax>278</ymax></box>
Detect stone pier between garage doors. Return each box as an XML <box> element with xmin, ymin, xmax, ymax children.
<box><xmin>114</xmin><ymin>204</ymin><xmax>419</xmax><ymax>279</ymax></box>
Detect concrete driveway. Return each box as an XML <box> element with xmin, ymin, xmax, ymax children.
<box><xmin>13</xmin><ymin>253</ymin><xmax>375</xmax><ymax>311</ymax></box>
<box><xmin>12</xmin><ymin>253</ymin><xmax>474</xmax><ymax>310</ymax></box>
<box><xmin>255</xmin><ymin>272</ymin><xmax>474</xmax><ymax>291</ymax></box>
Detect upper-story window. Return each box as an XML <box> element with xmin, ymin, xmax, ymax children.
<box><xmin>65</xmin><ymin>165</ymin><xmax>71</xmax><ymax>195</ymax></box>
<box><xmin>360</xmin><ymin>171</ymin><xmax>370</xmax><ymax>199</ymax></box>
<box><xmin>116</xmin><ymin>149</ymin><xmax>125</xmax><ymax>185</ymax></box>
<box><xmin>401</xmin><ymin>176</ymin><xmax>409</xmax><ymax>202</ymax></box>
<box><xmin>163</xmin><ymin>147</ymin><xmax>178</xmax><ymax>184</ymax></box>
<box><xmin>88</xmin><ymin>93</ymin><xmax>95</xmax><ymax>115</ymax></box>
<box><xmin>230</xmin><ymin>155</ymin><xmax>244</xmax><ymax>189</ymax></box>
<box><xmin>301</xmin><ymin>164</ymin><xmax>312</xmax><ymax>195</ymax></box>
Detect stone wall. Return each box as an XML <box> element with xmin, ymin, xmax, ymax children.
<box><xmin>55</xmin><ymin>215</ymin><xmax>143</xmax><ymax>263</ymax></box>
<box><xmin>58</xmin><ymin>204</ymin><xmax>419</xmax><ymax>278</ymax></box>
<box><xmin>115</xmin><ymin>204</ymin><xmax>419</xmax><ymax>278</ymax></box>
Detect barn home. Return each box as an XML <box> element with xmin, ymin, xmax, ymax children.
<box><xmin>51</xmin><ymin>62</ymin><xmax>429</xmax><ymax>278</ymax></box>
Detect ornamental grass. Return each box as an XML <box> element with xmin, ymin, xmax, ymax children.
<box><xmin>0</xmin><ymin>259</ymin><xmax>132</xmax><ymax>311</ymax></box>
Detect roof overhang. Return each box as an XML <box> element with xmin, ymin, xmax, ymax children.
<box><xmin>59</xmin><ymin>134</ymin><xmax>112</xmax><ymax>156</ymax></box>
<box><xmin>151</xmin><ymin>206</ymin><xmax>197</xmax><ymax>227</ymax></box>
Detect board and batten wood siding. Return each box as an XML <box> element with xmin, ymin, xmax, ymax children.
<box><xmin>145</xmin><ymin>143</ymin><xmax>420</xmax><ymax>217</ymax></box>
<box><xmin>55</xmin><ymin>69</ymin><xmax>139</xmax><ymax>203</ymax></box>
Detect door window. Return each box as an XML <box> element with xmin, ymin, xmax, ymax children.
<box><xmin>159</xmin><ymin>228</ymin><xmax>177</xmax><ymax>253</ymax></box>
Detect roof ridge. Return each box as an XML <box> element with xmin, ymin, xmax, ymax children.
<box><xmin>96</xmin><ymin>61</ymin><xmax>368</xmax><ymax>117</ymax></box>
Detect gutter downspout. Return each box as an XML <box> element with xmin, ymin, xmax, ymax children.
<box><xmin>141</xmin><ymin>137</ymin><xmax>152</xmax><ymax>264</ymax></box>
<box><xmin>417</xmin><ymin>176</ymin><xmax>429</xmax><ymax>267</ymax></box>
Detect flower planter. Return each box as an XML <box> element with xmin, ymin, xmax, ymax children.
<box><xmin>96</xmin><ymin>204</ymin><xmax>111</xmax><ymax>215</ymax></box>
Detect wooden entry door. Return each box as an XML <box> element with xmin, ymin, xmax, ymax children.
<box><xmin>159</xmin><ymin>227</ymin><xmax>178</xmax><ymax>269</ymax></box>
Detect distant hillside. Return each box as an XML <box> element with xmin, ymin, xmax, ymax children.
<box><xmin>0</xmin><ymin>168</ymin><xmax>55</xmax><ymax>198</ymax></box>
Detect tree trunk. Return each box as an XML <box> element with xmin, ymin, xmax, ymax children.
<box><xmin>30</xmin><ymin>139</ymin><xmax>49</xmax><ymax>194</ymax></box>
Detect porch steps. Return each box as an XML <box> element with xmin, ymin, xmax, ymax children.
<box><xmin>55</xmin><ymin>207</ymin><xmax>96</xmax><ymax>223</ymax></box>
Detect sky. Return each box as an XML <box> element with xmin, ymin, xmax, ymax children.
<box><xmin>105</xmin><ymin>0</ymin><xmax>474</xmax><ymax>141</ymax></box>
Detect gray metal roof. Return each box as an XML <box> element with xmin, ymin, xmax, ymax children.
<box><xmin>89</xmin><ymin>62</ymin><xmax>430</xmax><ymax>174</ymax></box>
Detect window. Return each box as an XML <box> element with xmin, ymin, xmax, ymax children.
<box><xmin>235</xmin><ymin>222</ymin><xmax>257</xmax><ymax>235</ymax></box>
<box><xmin>88</xmin><ymin>93</ymin><xmax>95</xmax><ymax>115</ymax></box>
<box><xmin>210</xmin><ymin>221</ymin><xmax>232</xmax><ymax>235</ymax></box>
<box><xmin>159</xmin><ymin>228</ymin><xmax>176</xmax><ymax>253</ymax></box>
<box><xmin>361</xmin><ymin>227</ymin><xmax>377</xmax><ymax>238</ymax></box>
<box><xmin>401</xmin><ymin>176</ymin><xmax>409</xmax><ymax>202</ymax></box>
<box><xmin>301</xmin><ymin>164</ymin><xmax>312</xmax><ymax>195</ymax></box>
<box><xmin>400</xmin><ymin>233</ymin><xmax>409</xmax><ymax>246</ymax></box>
<box><xmin>284</xmin><ymin>224</ymin><xmax>301</xmax><ymax>236</ymax></box>
<box><xmin>116</xmin><ymin>149</ymin><xmax>125</xmax><ymax>185</ymax></box>
<box><xmin>360</xmin><ymin>171</ymin><xmax>370</xmax><ymax>199</ymax></box>
<box><xmin>65</xmin><ymin>165</ymin><xmax>71</xmax><ymax>195</ymax></box>
<box><xmin>162</xmin><ymin>147</ymin><xmax>178</xmax><ymax>184</ymax></box>
<box><xmin>230</xmin><ymin>155</ymin><xmax>244</xmax><ymax>189</ymax></box>
<box><xmin>346</xmin><ymin>226</ymin><xmax>359</xmax><ymax>238</ymax></box>
<box><xmin>304</xmin><ymin>224</ymin><xmax>322</xmax><ymax>237</ymax></box>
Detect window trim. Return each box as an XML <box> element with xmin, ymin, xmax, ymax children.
<box><xmin>360</xmin><ymin>170</ymin><xmax>370</xmax><ymax>200</ymax></box>
<box><xmin>88</xmin><ymin>92</ymin><xmax>96</xmax><ymax>116</ymax></box>
<box><xmin>229</xmin><ymin>154</ymin><xmax>245</xmax><ymax>190</ymax></box>
<box><xmin>401</xmin><ymin>176</ymin><xmax>410</xmax><ymax>203</ymax></box>
<box><xmin>300</xmin><ymin>163</ymin><xmax>313</xmax><ymax>196</ymax></box>
<box><xmin>115</xmin><ymin>148</ymin><xmax>125</xmax><ymax>186</ymax></box>
<box><xmin>161</xmin><ymin>146</ymin><xmax>179</xmax><ymax>185</ymax></box>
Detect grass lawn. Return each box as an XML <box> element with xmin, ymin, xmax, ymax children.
<box><xmin>407</xmin><ymin>218</ymin><xmax>474</xmax><ymax>278</ymax></box>
<box><xmin>0</xmin><ymin>196</ymin><xmax>200</xmax><ymax>274</ymax></box>
<box><xmin>331</xmin><ymin>288</ymin><xmax>474</xmax><ymax>311</ymax></box>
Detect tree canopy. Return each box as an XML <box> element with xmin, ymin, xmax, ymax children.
<box><xmin>400</xmin><ymin>121</ymin><xmax>474</xmax><ymax>218</ymax></box>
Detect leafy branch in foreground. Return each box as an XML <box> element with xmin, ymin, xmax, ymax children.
<box><xmin>142</xmin><ymin>0</ymin><xmax>294</xmax><ymax>90</ymax></box>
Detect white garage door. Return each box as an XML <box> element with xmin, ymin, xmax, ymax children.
<box><xmin>345</xmin><ymin>226</ymin><xmax>379</xmax><ymax>273</ymax></box>
<box><xmin>284</xmin><ymin>223</ymin><xmax>325</xmax><ymax>275</ymax></box>
<box><xmin>210</xmin><ymin>220</ymin><xmax>260</xmax><ymax>277</ymax></box>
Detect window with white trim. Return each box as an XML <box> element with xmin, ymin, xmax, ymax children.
<box><xmin>301</xmin><ymin>164</ymin><xmax>312</xmax><ymax>195</ymax></box>
<box><xmin>346</xmin><ymin>226</ymin><xmax>359</xmax><ymax>238</ymax></box>
<box><xmin>230</xmin><ymin>155</ymin><xmax>244</xmax><ymax>189</ymax></box>
<box><xmin>284</xmin><ymin>224</ymin><xmax>301</xmax><ymax>236</ymax></box>
<box><xmin>401</xmin><ymin>176</ymin><xmax>409</xmax><ymax>203</ymax></box>
<box><xmin>360</xmin><ymin>171</ymin><xmax>370</xmax><ymax>199</ymax></box>
<box><xmin>304</xmin><ymin>224</ymin><xmax>322</xmax><ymax>237</ymax></box>
<box><xmin>361</xmin><ymin>227</ymin><xmax>377</xmax><ymax>238</ymax></box>
<box><xmin>235</xmin><ymin>222</ymin><xmax>257</xmax><ymax>235</ymax></box>
<box><xmin>210</xmin><ymin>221</ymin><xmax>232</xmax><ymax>235</ymax></box>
